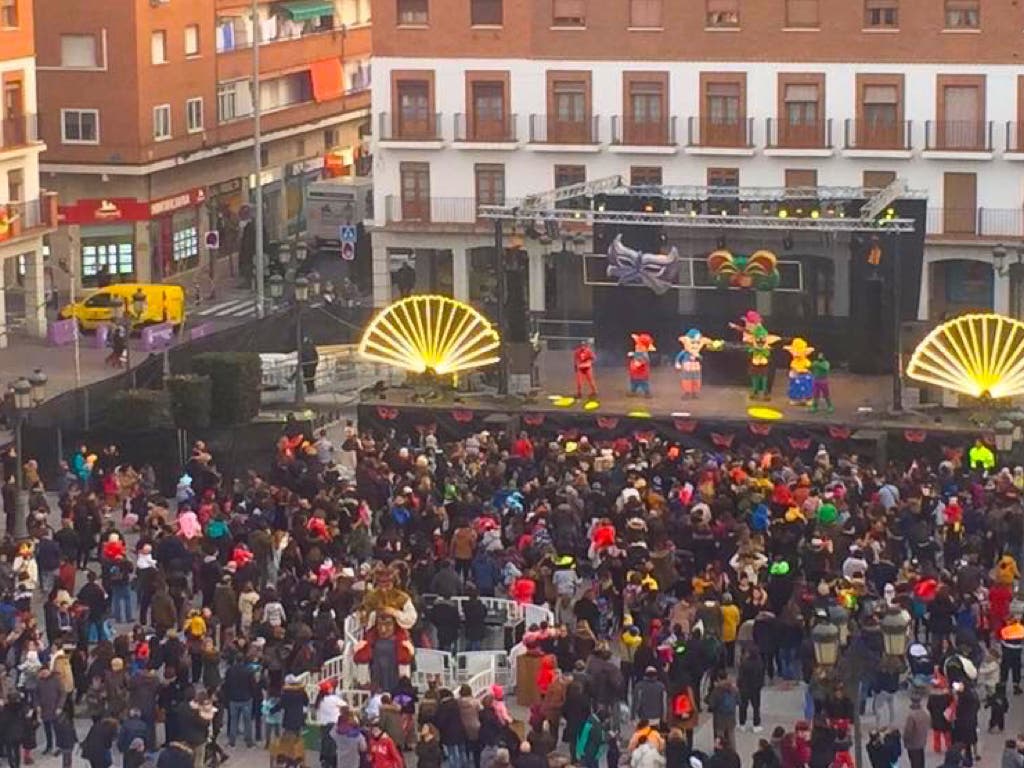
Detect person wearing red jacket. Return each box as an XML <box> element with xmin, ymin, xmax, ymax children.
<box><xmin>573</xmin><ymin>341</ymin><xmax>597</xmax><ymax>398</ymax></box>
<box><xmin>367</xmin><ymin>722</ymin><xmax>404</xmax><ymax>768</ymax></box>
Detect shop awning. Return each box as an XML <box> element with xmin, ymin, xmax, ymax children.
<box><xmin>310</xmin><ymin>57</ymin><xmax>344</xmax><ymax>103</ymax></box>
<box><xmin>278</xmin><ymin>0</ymin><xmax>334</xmax><ymax>21</ymax></box>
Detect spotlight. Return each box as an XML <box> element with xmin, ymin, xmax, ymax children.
<box><xmin>810</xmin><ymin>210</ymin><xmax>820</xmax><ymax>219</ymax></box>
<box><xmin>778</xmin><ymin>209</ymin><xmax>789</xmax><ymax>219</ymax></box>
<box><xmin>689</xmin><ymin>210</ymin><xmax>697</xmax><ymax>218</ymax></box>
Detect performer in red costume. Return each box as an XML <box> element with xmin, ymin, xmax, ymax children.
<box><xmin>573</xmin><ymin>340</ymin><xmax>598</xmax><ymax>398</ymax></box>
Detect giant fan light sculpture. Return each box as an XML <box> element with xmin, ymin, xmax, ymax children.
<box><xmin>906</xmin><ymin>313</ymin><xmax>1024</xmax><ymax>399</ymax></box>
<box><xmin>358</xmin><ymin>295</ymin><xmax>501</xmax><ymax>376</ymax></box>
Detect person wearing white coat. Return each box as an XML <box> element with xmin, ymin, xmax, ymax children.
<box><xmin>631</xmin><ymin>737</ymin><xmax>666</xmax><ymax>768</ymax></box>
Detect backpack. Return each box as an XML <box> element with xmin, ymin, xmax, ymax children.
<box><xmin>673</xmin><ymin>691</ymin><xmax>694</xmax><ymax>720</ymax></box>
<box><xmin>715</xmin><ymin>687</ymin><xmax>738</xmax><ymax>715</ymax></box>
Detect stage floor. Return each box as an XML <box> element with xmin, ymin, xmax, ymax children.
<box><xmin>359</xmin><ymin>349</ymin><xmax>977</xmax><ymax>433</ymax></box>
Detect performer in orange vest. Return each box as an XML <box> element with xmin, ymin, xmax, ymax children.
<box><xmin>999</xmin><ymin>616</ymin><xmax>1023</xmax><ymax>694</ymax></box>
<box><xmin>573</xmin><ymin>340</ymin><xmax>597</xmax><ymax>398</ymax></box>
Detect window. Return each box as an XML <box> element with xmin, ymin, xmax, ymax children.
<box><xmin>396</xmin><ymin>79</ymin><xmax>431</xmax><ymax>137</ymax></box>
<box><xmin>0</xmin><ymin>0</ymin><xmax>18</xmax><ymax>27</ymax></box>
<box><xmin>631</xmin><ymin>166</ymin><xmax>662</xmax><ymax>186</ymax></box>
<box><xmin>471</xmin><ymin>0</ymin><xmax>502</xmax><ymax>25</ymax></box>
<box><xmin>218</xmin><ymin>82</ymin><xmax>238</xmax><ymax>121</ymax></box>
<box><xmin>60</xmin><ymin>34</ymin><xmax>97</xmax><ymax>67</ymax></box>
<box><xmin>784</xmin><ymin>83</ymin><xmax>819</xmax><ymax>125</ymax></box>
<box><xmin>785</xmin><ymin>0</ymin><xmax>819</xmax><ymax>28</ymax></box>
<box><xmin>706</xmin><ymin>82</ymin><xmax>740</xmax><ymax>124</ymax></box>
<box><xmin>153</xmin><ymin>104</ymin><xmax>171</xmax><ymax>140</ymax></box>
<box><xmin>863</xmin><ymin>170</ymin><xmax>896</xmax><ymax>189</ymax></box>
<box><xmin>82</xmin><ymin>243</ymin><xmax>134</xmax><ymax>279</ymax></box>
<box><xmin>706</xmin><ymin>0</ymin><xmax>739</xmax><ymax>27</ymax></box>
<box><xmin>186</xmin><ymin>98</ymin><xmax>204</xmax><ymax>132</ymax></box>
<box><xmin>553</xmin><ymin>80</ymin><xmax>586</xmax><ymax>123</ymax></box>
<box><xmin>552</xmin><ymin>0</ymin><xmax>585</xmax><ymax>27</ymax></box>
<box><xmin>945</xmin><ymin>0</ymin><xmax>979</xmax><ymax>28</ymax></box>
<box><xmin>701</xmin><ymin>78</ymin><xmax>745</xmax><ymax>145</ymax></box>
<box><xmin>627</xmin><ymin>78</ymin><xmax>666</xmax><ymax>144</ymax></box>
<box><xmin>864</xmin><ymin>0</ymin><xmax>897</xmax><ymax>28</ymax></box>
<box><xmin>259</xmin><ymin>72</ymin><xmax>313</xmax><ymax>111</ymax></box>
<box><xmin>173</xmin><ymin>225</ymin><xmax>199</xmax><ymax>263</ymax></box>
<box><xmin>324</xmin><ymin>127</ymin><xmax>338</xmax><ymax>147</ymax></box>
<box><xmin>707</xmin><ymin>167</ymin><xmax>738</xmax><ymax>187</ymax></box>
<box><xmin>184</xmin><ymin>24</ymin><xmax>200</xmax><ymax>56</ymax></box>
<box><xmin>399</xmin><ymin>162</ymin><xmax>430</xmax><ymax>221</ymax></box>
<box><xmin>7</xmin><ymin>168</ymin><xmax>23</xmax><ymax>202</ymax></box>
<box><xmin>940</xmin><ymin>82</ymin><xmax>984</xmax><ymax>149</ymax></box>
<box><xmin>630</xmin><ymin>0</ymin><xmax>662</xmax><ymax>28</ymax></box>
<box><xmin>471</xmin><ymin>81</ymin><xmax>506</xmax><ymax>139</ymax></box>
<box><xmin>397</xmin><ymin>0</ymin><xmax>428</xmax><ymax>25</ymax></box>
<box><xmin>61</xmin><ymin>109</ymin><xmax>99</xmax><ymax>143</ymax></box>
<box><xmin>785</xmin><ymin>168</ymin><xmax>817</xmax><ymax>189</ymax></box>
<box><xmin>554</xmin><ymin>164</ymin><xmax>586</xmax><ymax>188</ymax></box>
<box><xmin>943</xmin><ymin>172</ymin><xmax>977</xmax><ymax>235</ymax></box>
<box><xmin>475</xmin><ymin>164</ymin><xmax>505</xmax><ymax>207</ymax></box>
<box><xmin>151</xmin><ymin>30</ymin><xmax>167</xmax><ymax>64</ymax></box>
<box><xmin>780</xmin><ymin>79</ymin><xmax>824</xmax><ymax>147</ymax></box>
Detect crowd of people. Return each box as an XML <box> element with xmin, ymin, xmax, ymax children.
<box><xmin>0</xmin><ymin>419</ymin><xmax>1022</xmax><ymax>768</ymax></box>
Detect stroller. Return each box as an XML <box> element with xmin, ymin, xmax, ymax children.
<box><xmin>907</xmin><ymin>642</ymin><xmax>934</xmax><ymax>686</ymax></box>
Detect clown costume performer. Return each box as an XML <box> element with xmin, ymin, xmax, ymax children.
<box><xmin>674</xmin><ymin>329</ymin><xmax>722</xmax><ymax>398</ymax></box>
<box><xmin>784</xmin><ymin>337</ymin><xmax>815</xmax><ymax>405</ymax></box>
<box><xmin>627</xmin><ymin>333</ymin><xmax>655</xmax><ymax>397</ymax></box>
<box><xmin>573</xmin><ymin>340</ymin><xmax>598</xmax><ymax>398</ymax></box>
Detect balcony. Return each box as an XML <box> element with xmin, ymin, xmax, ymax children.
<box><xmin>685</xmin><ymin>117</ymin><xmax>755</xmax><ymax>154</ymax></box>
<box><xmin>527</xmin><ymin>114</ymin><xmax>600</xmax><ymax>150</ymax></box>
<box><xmin>926</xmin><ymin>207</ymin><xmax>1024</xmax><ymax>240</ymax></box>
<box><xmin>377</xmin><ymin>112</ymin><xmax>443</xmax><ymax>146</ymax></box>
<box><xmin>0</xmin><ymin>114</ymin><xmax>40</xmax><ymax>153</ymax></box>
<box><xmin>215</xmin><ymin>21</ymin><xmax>370</xmax><ymax>82</ymax></box>
<box><xmin>610</xmin><ymin>116</ymin><xmax>677</xmax><ymax>152</ymax></box>
<box><xmin>924</xmin><ymin>120</ymin><xmax>993</xmax><ymax>156</ymax></box>
<box><xmin>765</xmin><ymin>118</ymin><xmax>833</xmax><ymax>154</ymax></box>
<box><xmin>453</xmin><ymin>113</ymin><xmax>518</xmax><ymax>145</ymax></box>
<box><xmin>383</xmin><ymin>195</ymin><xmax>490</xmax><ymax>231</ymax></box>
<box><xmin>0</xmin><ymin>195</ymin><xmax>59</xmax><ymax>247</ymax></box>
<box><xmin>842</xmin><ymin>119</ymin><xmax>912</xmax><ymax>154</ymax></box>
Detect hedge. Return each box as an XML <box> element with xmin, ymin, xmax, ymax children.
<box><xmin>105</xmin><ymin>389</ymin><xmax>173</xmax><ymax>431</ymax></box>
<box><xmin>191</xmin><ymin>352</ymin><xmax>262</xmax><ymax>426</ymax></box>
<box><xmin>165</xmin><ymin>374</ymin><xmax>212</xmax><ymax>432</ymax></box>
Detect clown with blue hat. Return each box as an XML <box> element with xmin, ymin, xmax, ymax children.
<box><xmin>674</xmin><ymin>328</ymin><xmax>723</xmax><ymax>398</ymax></box>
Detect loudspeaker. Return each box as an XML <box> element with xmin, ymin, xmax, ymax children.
<box><xmin>505</xmin><ymin>265</ymin><xmax>528</xmax><ymax>343</ymax></box>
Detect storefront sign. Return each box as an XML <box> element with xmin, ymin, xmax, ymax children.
<box><xmin>209</xmin><ymin>178</ymin><xmax>243</xmax><ymax>197</ymax></box>
<box><xmin>150</xmin><ymin>188</ymin><xmax>207</xmax><ymax>218</ymax></box>
<box><xmin>287</xmin><ymin>157</ymin><xmax>325</xmax><ymax>177</ymax></box>
<box><xmin>59</xmin><ymin>198</ymin><xmax>150</xmax><ymax>225</ymax></box>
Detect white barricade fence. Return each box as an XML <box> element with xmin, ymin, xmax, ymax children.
<box><xmin>523</xmin><ymin>603</ymin><xmax>555</xmax><ymax>627</ymax></box>
<box><xmin>463</xmin><ymin>657</ymin><xmax>497</xmax><ymax>698</ymax></box>
<box><xmin>412</xmin><ymin>648</ymin><xmax>456</xmax><ymax>689</ymax></box>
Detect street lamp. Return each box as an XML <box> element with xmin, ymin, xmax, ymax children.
<box><xmin>296</xmin><ymin>241</ymin><xmax>308</xmax><ymax>265</ymax></box>
<box><xmin>812</xmin><ymin>621</ymin><xmax>840</xmax><ymax>666</ymax></box>
<box><xmin>995</xmin><ymin>419</ymin><xmax>1015</xmax><ymax>453</ymax></box>
<box><xmin>294</xmin><ymin>276</ymin><xmax>309</xmax><ymax>405</ymax></box>
<box><xmin>828</xmin><ymin>603</ymin><xmax>850</xmax><ymax>646</ymax></box>
<box><xmin>269</xmin><ymin>273</ymin><xmax>285</xmax><ymax>307</ymax></box>
<box><xmin>880</xmin><ymin>607</ymin><xmax>910</xmax><ymax>657</ymax></box>
<box><xmin>9</xmin><ymin>369</ymin><xmax>45</xmax><ymax>539</ymax></box>
<box><xmin>307</xmin><ymin>270</ymin><xmax>321</xmax><ymax>298</ymax></box>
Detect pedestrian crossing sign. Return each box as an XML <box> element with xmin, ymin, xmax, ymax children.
<box><xmin>341</xmin><ymin>241</ymin><xmax>356</xmax><ymax>261</ymax></box>
<box><xmin>340</xmin><ymin>224</ymin><xmax>357</xmax><ymax>243</ymax></box>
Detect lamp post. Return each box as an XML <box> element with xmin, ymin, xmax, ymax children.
<box><xmin>9</xmin><ymin>369</ymin><xmax>46</xmax><ymax>539</ymax></box>
<box><xmin>268</xmin><ymin>273</ymin><xmax>284</xmax><ymax>309</ymax></box>
<box><xmin>880</xmin><ymin>607</ymin><xmax>910</xmax><ymax>657</ymax></box>
<box><xmin>811</xmin><ymin>621</ymin><xmax>840</xmax><ymax>666</ymax></box>
<box><xmin>294</xmin><ymin>276</ymin><xmax>309</xmax><ymax>405</ymax></box>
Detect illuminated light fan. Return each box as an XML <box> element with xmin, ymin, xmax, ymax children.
<box><xmin>906</xmin><ymin>313</ymin><xmax>1024</xmax><ymax>399</ymax></box>
<box><xmin>358</xmin><ymin>295</ymin><xmax>501</xmax><ymax>376</ymax></box>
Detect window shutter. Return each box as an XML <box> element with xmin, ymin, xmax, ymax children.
<box><xmin>865</xmin><ymin>0</ymin><xmax>896</xmax><ymax>8</ymax></box>
<box><xmin>943</xmin><ymin>86</ymin><xmax>979</xmax><ymax>123</ymax></box>
<box><xmin>946</xmin><ymin>0</ymin><xmax>978</xmax><ymax>9</ymax></box>
<box><xmin>784</xmin><ymin>84</ymin><xmax>819</xmax><ymax>102</ymax></box>
<box><xmin>61</xmin><ymin>35</ymin><xmax>97</xmax><ymax>67</ymax></box>
<box><xmin>707</xmin><ymin>0</ymin><xmax>738</xmax><ymax>10</ymax></box>
<box><xmin>786</xmin><ymin>0</ymin><xmax>819</xmax><ymax>26</ymax></box>
<box><xmin>630</xmin><ymin>0</ymin><xmax>662</xmax><ymax>27</ymax></box>
<box><xmin>863</xmin><ymin>85</ymin><xmax>898</xmax><ymax>104</ymax></box>
<box><xmin>553</xmin><ymin>0</ymin><xmax>585</xmax><ymax>23</ymax></box>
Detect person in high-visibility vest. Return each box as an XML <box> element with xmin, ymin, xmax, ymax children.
<box><xmin>999</xmin><ymin>617</ymin><xmax>1023</xmax><ymax>694</ymax></box>
<box><xmin>968</xmin><ymin>438</ymin><xmax>995</xmax><ymax>471</ymax></box>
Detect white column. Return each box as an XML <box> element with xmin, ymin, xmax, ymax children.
<box><xmin>528</xmin><ymin>248</ymin><xmax>545</xmax><ymax>312</ymax></box>
<box><xmin>23</xmin><ymin>243</ymin><xmax>47</xmax><ymax>338</ymax></box>
<box><xmin>994</xmin><ymin>265</ymin><xmax>1011</xmax><ymax>315</ymax></box>
<box><xmin>453</xmin><ymin>248</ymin><xmax>470</xmax><ymax>301</ymax></box>
<box><xmin>371</xmin><ymin>239</ymin><xmax>391</xmax><ymax>307</ymax></box>
<box><xmin>0</xmin><ymin>257</ymin><xmax>7</xmax><ymax>349</ymax></box>
<box><xmin>917</xmin><ymin>257</ymin><xmax>932</xmax><ymax>321</ymax></box>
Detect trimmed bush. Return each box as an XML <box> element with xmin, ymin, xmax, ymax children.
<box><xmin>105</xmin><ymin>389</ymin><xmax>173</xmax><ymax>431</ymax></box>
<box><xmin>165</xmin><ymin>374</ymin><xmax>212</xmax><ymax>432</ymax></box>
<box><xmin>191</xmin><ymin>352</ymin><xmax>262</xmax><ymax>426</ymax></box>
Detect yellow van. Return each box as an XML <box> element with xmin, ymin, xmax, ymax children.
<box><xmin>60</xmin><ymin>283</ymin><xmax>186</xmax><ymax>331</ymax></box>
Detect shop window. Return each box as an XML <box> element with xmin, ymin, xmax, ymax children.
<box><xmin>186</xmin><ymin>98</ymin><xmax>204</xmax><ymax>133</ymax></box>
<box><xmin>60</xmin><ymin>34</ymin><xmax>97</xmax><ymax>67</ymax></box>
<box><xmin>82</xmin><ymin>241</ymin><xmax>134</xmax><ymax>280</ymax></box>
<box><xmin>864</xmin><ymin>0</ymin><xmax>897</xmax><ymax>28</ymax></box>
<box><xmin>153</xmin><ymin>104</ymin><xmax>171</xmax><ymax>140</ymax></box>
<box><xmin>61</xmin><ymin>109</ymin><xmax>99</xmax><ymax>144</ymax></box>
<box><xmin>184</xmin><ymin>24</ymin><xmax>200</xmax><ymax>56</ymax></box>
<box><xmin>706</xmin><ymin>0</ymin><xmax>739</xmax><ymax>27</ymax></box>
<box><xmin>630</xmin><ymin>0</ymin><xmax>662</xmax><ymax>28</ymax></box>
<box><xmin>151</xmin><ymin>30</ymin><xmax>167</xmax><ymax>65</ymax></box>
<box><xmin>785</xmin><ymin>0</ymin><xmax>818</xmax><ymax>28</ymax></box>
<box><xmin>471</xmin><ymin>0</ymin><xmax>502</xmax><ymax>25</ymax></box>
<box><xmin>1</xmin><ymin>0</ymin><xmax>18</xmax><ymax>28</ymax></box>
<box><xmin>397</xmin><ymin>0</ymin><xmax>428</xmax><ymax>25</ymax></box>
<box><xmin>173</xmin><ymin>223</ymin><xmax>199</xmax><ymax>263</ymax></box>
<box><xmin>945</xmin><ymin>0</ymin><xmax>979</xmax><ymax>28</ymax></box>
<box><xmin>552</xmin><ymin>0</ymin><xmax>585</xmax><ymax>27</ymax></box>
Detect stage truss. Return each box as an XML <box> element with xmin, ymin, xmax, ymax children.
<box><xmin>480</xmin><ymin>176</ymin><xmax>923</xmax><ymax>233</ymax></box>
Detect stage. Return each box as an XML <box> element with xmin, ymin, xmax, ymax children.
<box><xmin>356</xmin><ymin>349</ymin><xmax>989</xmax><ymax>464</ymax></box>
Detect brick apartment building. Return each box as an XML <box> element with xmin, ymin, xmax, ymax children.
<box><xmin>1</xmin><ymin>0</ymin><xmax>57</xmax><ymax>347</ymax></box>
<box><xmin>36</xmin><ymin>0</ymin><xmax>371</xmax><ymax>296</ymax></box>
<box><xmin>369</xmin><ymin>0</ymin><xmax>1024</xmax><ymax>334</ymax></box>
